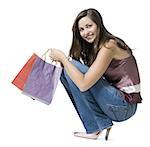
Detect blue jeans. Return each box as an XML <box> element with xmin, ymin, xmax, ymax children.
<box><xmin>60</xmin><ymin>59</ymin><xmax>137</xmax><ymax>133</ymax></box>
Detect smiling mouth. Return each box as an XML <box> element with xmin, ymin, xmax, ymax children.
<box><xmin>86</xmin><ymin>34</ymin><xmax>93</xmax><ymax>39</ymax></box>
<box><xmin>86</xmin><ymin>36</ymin><xmax>94</xmax><ymax>41</ymax></box>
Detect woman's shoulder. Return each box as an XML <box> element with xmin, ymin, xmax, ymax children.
<box><xmin>104</xmin><ymin>39</ymin><xmax>117</xmax><ymax>50</ymax></box>
<box><xmin>100</xmin><ymin>39</ymin><xmax>119</xmax><ymax>59</ymax></box>
<box><xmin>104</xmin><ymin>39</ymin><xmax>132</xmax><ymax>60</ymax></box>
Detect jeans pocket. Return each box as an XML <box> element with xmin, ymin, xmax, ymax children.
<box><xmin>107</xmin><ymin>104</ymin><xmax>128</xmax><ymax>122</ymax></box>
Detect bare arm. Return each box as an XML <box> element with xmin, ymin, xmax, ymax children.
<box><xmin>61</xmin><ymin>46</ymin><xmax>114</xmax><ymax>91</ymax></box>
<box><xmin>50</xmin><ymin>41</ymin><xmax>115</xmax><ymax>92</ymax></box>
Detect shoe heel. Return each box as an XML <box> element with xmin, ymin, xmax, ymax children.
<box><xmin>105</xmin><ymin>128</ymin><xmax>111</xmax><ymax>141</ymax></box>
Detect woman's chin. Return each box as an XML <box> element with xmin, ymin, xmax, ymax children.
<box><xmin>85</xmin><ymin>36</ymin><xmax>96</xmax><ymax>43</ymax></box>
<box><xmin>86</xmin><ymin>39</ymin><xmax>94</xmax><ymax>43</ymax></box>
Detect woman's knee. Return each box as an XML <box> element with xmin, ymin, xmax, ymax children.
<box><xmin>61</xmin><ymin>59</ymin><xmax>89</xmax><ymax>89</ymax></box>
<box><xmin>70</xmin><ymin>59</ymin><xmax>89</xmax><ymax>73</ymax></box>
<box><xmin>62</xmin><ymin>59</ymin><xmax>88</xmax><ymax>83</ymax></box>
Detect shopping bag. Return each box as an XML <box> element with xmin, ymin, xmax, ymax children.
<box><xmin>12</xmin><ymin>54</ymin><xmax>37</xmax><ymax>90</ymax></box>
<box><xmin>22</xmin><ymin>54</ymin><xmax>62</xmax><ymax>105</ymax></box>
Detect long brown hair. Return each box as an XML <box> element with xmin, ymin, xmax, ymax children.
<box><xmin>69</xmin><ymin>8</ymin><xmax>131</xmax><ymax>66</ymax></box>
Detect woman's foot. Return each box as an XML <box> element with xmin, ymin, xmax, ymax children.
<box><xmin>74</xmin><ymin>131</ymin><xmax>100</xmax><ymax>140</ymax></box>
<box><xmin>74</xmin><ymin>127</ymin><xmax>111</xmax><ymax>140</ymax></box>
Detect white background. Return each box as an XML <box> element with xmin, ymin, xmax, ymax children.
<box><xmin>0</xmin><ymin>0</ymin><xmax>149</xmax><ymax>146</ymax></box>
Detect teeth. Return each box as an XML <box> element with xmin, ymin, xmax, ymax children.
<box><xmin>86</xmin><ymin>34</ymin><xmax>93</xmax><ymax>38</ymax></box>
<box><xmin>87</xmin><ymin>35</ymin><xmax>93</xmax><ymax>39</ymax></box>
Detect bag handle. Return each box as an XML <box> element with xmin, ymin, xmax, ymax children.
<box><xmin>41</xmin><ymin>49</ymin><xmax>49</xmax><ymax>60</ymax></box>
<box><xmin>41</xmin><ymin>49</ymin><xmax>61</xmax><ymax>67</ymax></box>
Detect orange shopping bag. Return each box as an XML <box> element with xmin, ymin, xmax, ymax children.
<box><xmin>12</xmin><ymin>54</ymin><xmax>37</xmax><ymax>90</ymax></box>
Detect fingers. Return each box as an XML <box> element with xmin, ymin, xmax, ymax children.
<box><xmin>48</xmin><ymin>48</ymin><xmax>52</xmax><ymax>57</ymax></box>
<box><xmin>48</xmin><ymin>48</ymin><xmax>55</xmax><ymax>61</ymax></box>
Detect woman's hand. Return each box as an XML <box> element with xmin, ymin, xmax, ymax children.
<box><xmin>48</xmin><ymin>48</ymin><xmax>67</xmax><ymax>63</ymax></box>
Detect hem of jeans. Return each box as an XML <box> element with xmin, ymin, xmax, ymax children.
<box><xmin>86</xmin><ymin>124</ymin><xmax>113</xmax><ymax>134</ymax></box>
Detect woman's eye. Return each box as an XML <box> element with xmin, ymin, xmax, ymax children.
<box><xmin>87</xmin><ymin>24</ymin><xmax>92</xmax><ymax>28</ymax></box>
<box><xmin>79</xmin><ymin>28</ymin><xmax>84</xmax><ymax>32</ymax></box>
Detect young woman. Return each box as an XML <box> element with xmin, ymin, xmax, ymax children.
<box><xmin>49</xmin><ymin>8</ymin><xmax>142</xmax><ymax>140</ymax></box>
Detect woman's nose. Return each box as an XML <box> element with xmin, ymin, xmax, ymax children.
<box><xmin>84</xmin><ymin>30</ymin><xmax>91</xmax><ymax>38</ymax></box>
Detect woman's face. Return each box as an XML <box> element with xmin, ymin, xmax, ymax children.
<box><xmin>78</xmin><ymin>16</ymin><xmax>98</xmax><ymax>43</ymax></box>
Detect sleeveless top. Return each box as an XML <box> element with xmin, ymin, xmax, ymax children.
<box><xmin>104</xmin><ymin>55</ymin><xmax>142</xmax><ymax>104</ymax></box>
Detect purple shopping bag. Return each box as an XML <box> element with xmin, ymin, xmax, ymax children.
<box><xmin>22</xmin><ymin>55</ymin><xmax>62</xmax><ymax>105</ymax></box>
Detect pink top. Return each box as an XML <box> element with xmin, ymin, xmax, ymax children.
<box><xmin>104</xmin><ymin>55</ymin><xmax>142</xmax><ymax>103</ymax></box>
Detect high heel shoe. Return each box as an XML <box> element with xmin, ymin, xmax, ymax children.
<box><xmin>74</xmin><ymin>127</ymin><xmax>111</xmax><ymax>140</ymax></box>
<box><xmin>74</xmin><ymin>131</ymin><xmax>100</xmax><ymax>140</ymax></box>
<box><xmin>105</xmin><ymin>127</ymin><xmax>111</xmax><ymax>141</ymax></box>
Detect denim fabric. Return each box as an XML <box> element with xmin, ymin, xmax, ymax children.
<box><xmin>60</xmin><ymin>59</ymin><xmax>137</xmax><ymax>133</ymax></box>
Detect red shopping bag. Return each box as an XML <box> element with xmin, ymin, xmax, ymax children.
<box><xmin>12</xmin><ymin>54</ymin><xmax>37</xmax><ymax>90</ymax></box>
